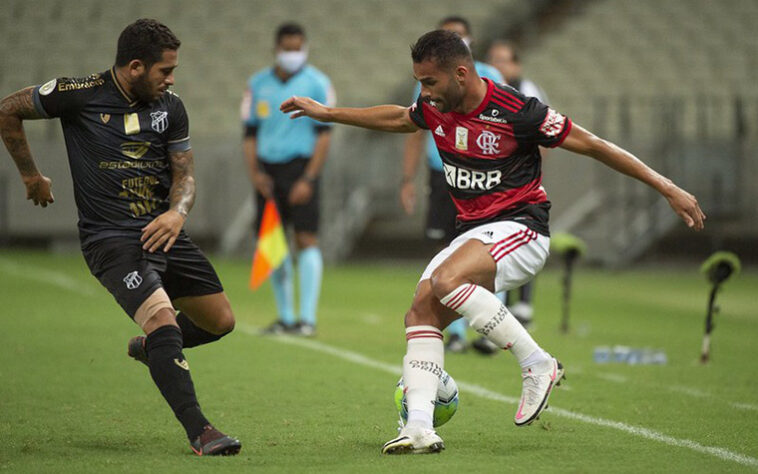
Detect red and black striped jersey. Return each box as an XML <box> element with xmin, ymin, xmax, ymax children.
<box><xmin>408</xmin><ymin>78</ymin><xmax>572</xmax><ymax>236</ymax></box>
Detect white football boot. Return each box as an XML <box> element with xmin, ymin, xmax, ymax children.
<box><xmin>514</xmin><ymin>357</ymin><xmax>565</xmax><ymax>426</ymax></box>
<box><xmin>382</xmin><ymin>423</ymin><xmax>445</xmax><ymax>454</ymax></box>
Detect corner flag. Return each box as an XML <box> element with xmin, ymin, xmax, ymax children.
<box><xmin>250</xmin><ymin>200</ymin><xmax>289</xmax><ymax>289</ymax></box>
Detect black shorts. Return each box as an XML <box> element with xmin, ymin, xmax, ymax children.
<box><xmin>256</xmin><ymin>158</ymin><xmax>319</xmax><ymax>234</ymax></box>
<box><xmin>426</xmin><ymin>169</ymin><xmax>458</xmax><ymax>244</ymax></box>
<box><xmin>82</xmin><ymin>233</ymin><xmax>224</xmax><ymax>319</ymax></box>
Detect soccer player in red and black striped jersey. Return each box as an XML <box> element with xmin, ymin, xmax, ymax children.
<box><xmin>281</xmin><ymin>30</ymin><xmax>705</xmax><ymax>454</ymax></box>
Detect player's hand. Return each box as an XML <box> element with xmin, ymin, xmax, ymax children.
<box><xmin>252</xmin><ymin>171</ymin><xmax>274</xmax><ymax>199</ymax></box>
<box><xmin>400</xmin><ymin>181</ymin><xmax>416</xmax><ymax>215</ymax></box>
<box><xmin>280</xmin><ymin>96</ymin><xmax>330</xmax><ymax>122</ymax></box>
<box><xmin>24</xmin><ymin>174</ymin><xmax>54</xmax><ymax>207</ymax></box>
<box><xmin>288</xmin><ymin>179</ymin><xmax>313</xmax><ymax>205</ymax></box>
<box><xmin>664</xmin><ymin>184</ymin><xmax>706</xmax><ymax>231</ymax></box>
<box><xmin>141</xmin><ymin>210</ymin><xmax>186</xmax><ymax>253</ymax></box>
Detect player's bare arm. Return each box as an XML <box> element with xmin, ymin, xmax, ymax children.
<box><xmin>141</xmin><ymin>149</ymin><xmax>195</xmax><ymax>252</ymax></box>
<box><xmin>560</xmin><ymin>123</ymin><xmax>706</xmax><ymax>230</ymax></box>
<box><xmin>280</xmin><ymin>96</ymin><xmax>419</xmax><ymax>133</ymax></box>
<box><xmin>289</xmin><ymin>130</ymin><xmax>330</xmax><ymax>205</ymax></box>
<box><xmin>0</xmin><ymin>86</ymin><xmax>55</xmax><ymax>207</ymax></box>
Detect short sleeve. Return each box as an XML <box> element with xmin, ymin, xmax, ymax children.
<box><xmin>167</xmin><ymin>96</ymin><xmax>191</xmax><ymax>153</ymax></box>
<box><xmin>32</xmin><ymin>77</ymin><xmax>90</xmax><ymax>119</ymax></box>
<box><xmin>513</xmin><ymin>96</ymin><xmax>572</xmax><ymax>148</ymax></box>
<box><xmin>240</xmin><ymin>83</ymin><xmax>257</xmax><ymax>127</ymax></box>
<box><xmin>408</xmin><ymin>95</ymin><xmax>429</xmax><ymax>130</ymax></box>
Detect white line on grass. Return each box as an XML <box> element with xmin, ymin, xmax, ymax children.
<box><xmin>238</xmin><ymin>323</ymin><xmax>758</xmax><ymax>469</ymax></box>
<box><xmin>0</xmin><ymin>256</ymin><xmax>97</xmax><ymax>297</ymax></box>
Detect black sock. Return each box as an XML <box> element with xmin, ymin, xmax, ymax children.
<box><xmin>145</xmin><ymin>325</ymin><xmax>210</xmax><ymax>440</ymax></box>
<box><xmin>176</xmin><ymin>312</ymin><xmax>229</xmax><ymax>348</ymax></box>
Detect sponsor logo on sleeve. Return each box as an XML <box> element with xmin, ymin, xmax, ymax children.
<box><xmin>539</xmin><ymin>108</ymin><xmax>566</xmax><ymax>138</ymax></box>
<box><xmin>434</xmin><ymin>125</ymin><xmax>446</xmax><ymax>137</ymax></box>
<box><xmin>39</xmin><ymin>79</ymin><xmax>57</xmax><ymax>96</ymax></box>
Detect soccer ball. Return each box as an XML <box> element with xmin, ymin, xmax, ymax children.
<box><xmin>394</xmin><ymin>370</ymin><xmax>459</xmax><ymax>427</ymax></box>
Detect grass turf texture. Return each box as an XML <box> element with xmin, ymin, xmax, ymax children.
<box><xmin>1</xmin><ymin>251</ymin><xmax>757</xmax><ymax>473</ymax></box>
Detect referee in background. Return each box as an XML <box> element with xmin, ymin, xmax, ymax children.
<box><xmin>242</xmin><ymin>22</ymin><xmax>335</xmax><ymax>336</ymax></box>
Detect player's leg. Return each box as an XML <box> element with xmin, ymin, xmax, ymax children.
<box><xmin>290</xmin><ymin>162</ymin><xmax>322</xmax><ymax>335</ymax></box>
<box><xmin>82</xmin><ymin>239</ymin><xmax>240</xmax><ymax>455</ymax></box>
<box><xmin>136</xmin><ymin>291</ymin><xmax>241</xmax><ymax>455</ymax></box>
<box><xmin>382</xmin><ymin>278</ymin><xmax>458</xmax><ymax>454</ymax></box>
<box><xmin>256</xmin><ymin>173</ymin><xmax>296</xmax><ymax>332</ymax></box>
<box><xmin>173</xmin><ymin>292</ymin><xmax>235</xmax><ymax>348</ymax></box>
<box><xmin>426</xmin><ymin>169</ymin><xmax>467</xmax><ymax>352</ymax></box>
<box><xmin>429</xmin><ymin>223</ymin><xmax>563</xmax><ymax>426</ymax></box>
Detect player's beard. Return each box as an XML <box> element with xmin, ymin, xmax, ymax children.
<box><xmin>132</xmin><ymin>72</ymin><xmax>162</xmax><ymax>103</ymax></box>
<box><xmin>437</xmin><ymin>79</ymin><xmax>464</xmax><ymax>114</ymax></box>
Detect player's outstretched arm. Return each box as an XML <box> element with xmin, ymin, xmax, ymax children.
<box><xmin>0</xmin><ymin>87</ymin><xmax>54</xmax><ymax>207</ymax></box>
<box><xmin>141</xmin><ymin>149</ymin><xmax>195</xmax><ymax>253</ymax></box>
<box><xmin>280</xmin><ymin>96</ymin><xmax>419</xmax><ymax>133</ymax></box>
<box><xmin>560</xmin><ymin>123</ymin><xmax>706</xmax><ymax>230</ymax></box>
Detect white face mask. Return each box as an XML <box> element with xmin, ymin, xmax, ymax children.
<box><xmin>276</xmin><ymin>50</ymin><xmax>308</xmax><ymax>74</ymax></box>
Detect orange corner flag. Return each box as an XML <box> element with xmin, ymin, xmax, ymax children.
<box><xmin>250</xmin><ymin>200</ymin><xmax>289</xmax><ymax>289</ymax></box>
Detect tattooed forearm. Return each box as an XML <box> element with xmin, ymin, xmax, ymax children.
<box><xmin>168</xmin><ymin>149</ymin><xmax>196</xmax><ymax>218</ymax></box>
<box><xmin>0</xmin><ymin>87</ymin><xmax>44</xmax><ymax>180</ymax></box>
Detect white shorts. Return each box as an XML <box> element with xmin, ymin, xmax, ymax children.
<box><xmin>419</xmin><ymin>221</ymin><xmax>550</xmax><ymax>293</ymax></box>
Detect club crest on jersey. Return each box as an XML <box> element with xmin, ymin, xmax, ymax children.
<box><xmin>443</xmin><ymin>163</ymin><xmax>502</xmax><ymax>191</ymax></box>
<box><xmin>540</xmin><ymin>108</ymin><xmax>566</xmax><ymax>138</ymax></box>
<box><xmin>150</xmin><ymin>111</ymin><xmax>169</xmax><ymax>133</ymax></box>
<box><xmin>123</xmin><ymin>271</ymin><xmax>142</xmax><ymax>290</ymax></box>
<box><xmin>455</xmin><ymin>127</ymin><xmax>468</xmax><ymax>151</ymax></box>
<box><xmin>100</xmin><ymin>113</ymin><xmax>110</xmax><ymax>124</ymax></box>
<box><xmin>476</xmin><ymin>130</ymin><xmax>501</xmax><ymax>155</ymax></box>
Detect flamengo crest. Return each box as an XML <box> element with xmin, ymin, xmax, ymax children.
<box><xmin>539</xmin><ymin>108</ymin><xmax>566</xmax><ymax>138</ymax></box>
<box><xmin>476</xmin><ymin>130</ymin><xmax>501</xmax><ymax>155</ymax></box>
<box><xmin>150</xmin><ymin>111</ymin><xmax>169</xmax><ymax>133</ymax></box>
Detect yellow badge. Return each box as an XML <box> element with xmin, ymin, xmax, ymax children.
<box><xmin>100</xmin><ymin>113</ymin><xmax>110</xmax><ymax>124</ymax></box>
<box><xmin>455</xmin><ymin>126</ymin><xmax>468</xmax><ymax>151</ymax></box>
<box><xmin>257</xmin><ymin>100</ymin><xmax>270</xmax><ymax>118</ymax></box>
<box><xmin>124</xmin><ymin>113</ymin><xmax>140</xmax><ymax>135</ymax></box>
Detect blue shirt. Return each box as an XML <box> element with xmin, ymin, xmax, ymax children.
<box><xmin>413</xmin><ymin>62</ymin><xmax>504</xmax><ymax>171</ymax></box>
<box><xmin>242</xmin><ymin>65</ymin><xmax>334</xmax><ymax>163</ymax></box>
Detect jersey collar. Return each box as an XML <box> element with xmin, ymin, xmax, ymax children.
<box><xmin>451</xmin><ymin>77</ymin><xmax>494</xmax><ymax>119</ymax></box>
<box><xmin>110</xmin><ymin>68</ymin><xmax>138</xmax><ymax>107</ymax></box>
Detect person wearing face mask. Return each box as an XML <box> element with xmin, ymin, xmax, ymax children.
<box><xmin>399</xmin><ymin>16</ymin><xmax>504</xmax><ymax>354</ymax></box>
<box><xmin>242</xmin><ymin>23</ymin><xmax>335</xmax><ymax>337</ymax></box>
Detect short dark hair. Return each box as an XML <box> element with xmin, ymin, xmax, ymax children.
<box><xmin>115</xmin><ymin>19</ymin><xmax>180</xmax><ymax>67</ymax></box>
<box><xmin>438</xmin><ymin>15</ymin><xmax>471</xmax><ymax>35</ymax></box>
<box><xmin>276</xmin><ymin>22</ymin><xmax>306</xmax><ymax>44</ymax></box>
<box><xmin>411</xmin><ymin>30</ymin><xmax>473</xmax><ymax>69</ymax></box>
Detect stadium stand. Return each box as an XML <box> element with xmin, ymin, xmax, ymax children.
<box><xmin>0</xmin><ymin>0</ymin><xmax>755</xmax><ymax>263</ymax></box>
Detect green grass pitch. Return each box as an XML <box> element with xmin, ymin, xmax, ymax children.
<box><xmin>1</xmin><ymin>251</ymin><xmax>757</xmax><ymax>473</ymax></box>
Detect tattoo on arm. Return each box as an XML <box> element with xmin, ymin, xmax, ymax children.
<box><xmin>0</xmin><ymin>87</ymin><xmax>44</xmax><ymax>180</ymax></box>
<box><xmin>168</xmin><ymin>149</ymin><xmax>196</xmax><ymax>218</ymax></box>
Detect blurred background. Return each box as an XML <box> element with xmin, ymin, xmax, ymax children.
<box><xmin>1</xmin><ymin>0</ymin><xmax>756</xmax><ymax>266</ymax></box>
